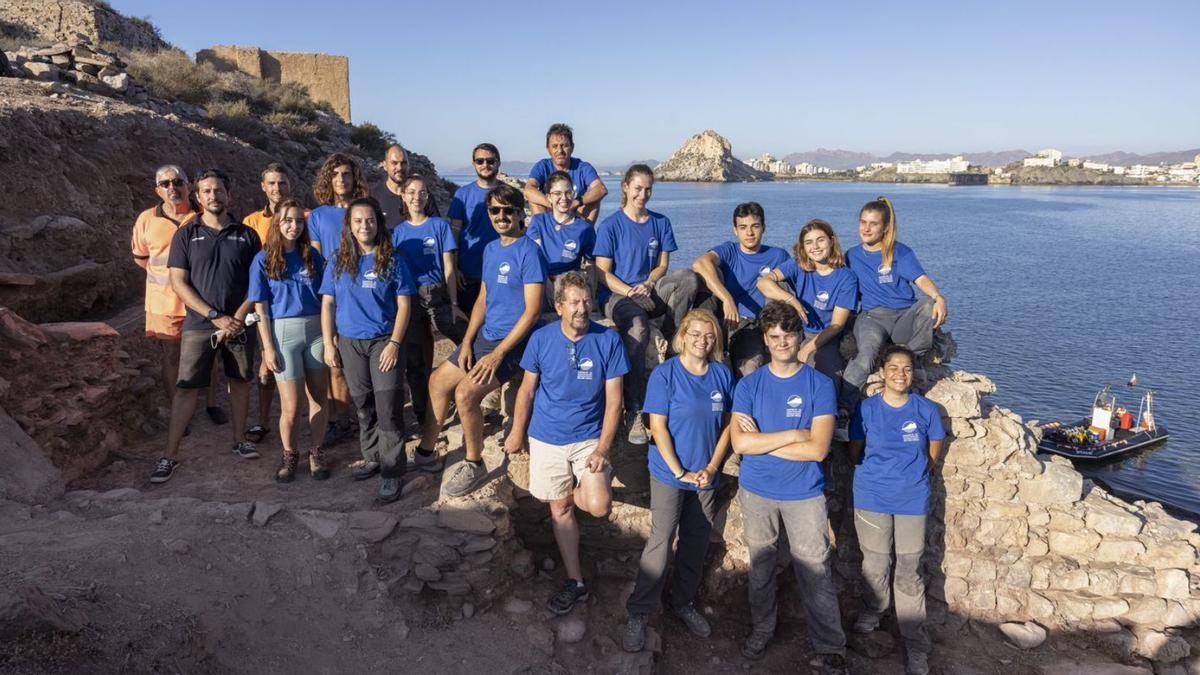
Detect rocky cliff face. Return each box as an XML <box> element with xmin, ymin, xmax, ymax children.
<box><xmin>653</xmin><ymin>129</ymin><xmax>772</xmax><ymax>182</ymax></box>
<box><xmin>1</xmin><ymin>0</ymin><xmax>170</xmax><ymax>52</ymax></box>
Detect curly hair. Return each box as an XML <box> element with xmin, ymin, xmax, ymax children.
<box><xmin>334</xmin><ymin>197</ymin><xmax>396</xmax><ymax>281</ymax></box>
<box><xmin>758</xmin><ymin>300</ymin><xmax>803</xmax><ymax>336</ymax></box>
<box><xmin>792</xmin><ymin>219</ymin><xmax>846</xmax><ymax>272</ymax></box>
<box><xmin>264</xmin><ymin>199</ymin><xmax>317</xmax><ymax>281</ymax></box>
<box><xmin>313</xmin><ymin>153</ymin><xmax>369</xmax><ymax>206</ymax></box>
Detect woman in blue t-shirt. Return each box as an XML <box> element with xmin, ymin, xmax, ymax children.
<box><xmin>759</xmin><ymin>219</ymin><xmax>858</xmax><ymax>392</ymax></box>
<box><xmin>525</xmin><ymin>170</ymin><xmax>597</xmax><ymax>305</ymax></box>
<box><xmin>249</xmin><ymin>199</ymin><xmax>330</xmax><ymax>483</ymax></box>
<box><xmin>318</xmin><ymin>198</ymin><xmax>415</xmax><ymax>503</ymax></box>
<box><xmin>848</xmin><ymin>345</ymin><xmax>944</xmax><ymax>675</ymax></box>
<box><xmin>842</xmin><ymin>196</ymin><xmax>948</xmax><ymax>424</ymax></box>
<box><xmin>623</xmin><ymin>308</ymin><xmax>733</xmax><ymax>652</ymax></box>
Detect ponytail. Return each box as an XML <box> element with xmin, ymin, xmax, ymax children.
<box><xmin>620</xmin><ymin>164</ymin><xmax>655</xmax><ymax>208</ymax></box>
<box><xmin>860</xmin><ymin>195</ymin><xmax>897</xmax><ymax>271</ymax></box>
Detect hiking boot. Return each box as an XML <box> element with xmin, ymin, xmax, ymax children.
<box><xmin>377</xmin><ymin>477</ymin><xmax>403</xmax><ymax>504</ymax></box>
<box><xmin>349</xmin><ymin>459</ymin><xmax>380</xmax><ymax>481</ymax></box>
<box><xmin>622</xmin><ymin>613</ymin><xmax>647</xmax><ymax>652</ymax></box>
<box><xmin>625</xmin><ymin>410</ymin><xmax>649</xmax><ymax>445</ymax></box>
<box><xmin>442</xmin><ymin>461</ymin><xmax>487</xmax><ymax>498</ymax></box>
<box><xmin>546</xmin><ymin>579</ymin><xmax>588</xmax><ymax>615</ymax></box>
<box><xmin>742</xmin><ymin>630</ymin><xmax>771</xmax><ymax>660</ymax></box>
<box><xmin>852</xmin><ymin>611</ymin><xmax>881</xmax><ymax>634</ymax></box>
<box><xmin>233</xmin><ymin>441</ymin><xmax>259</xmax><ymax>460</ymax></box>
<box><xmin>275</xmin><ymin>450</ymin><xmax>299</xmax><ymax>483</ymax></box>
<box><xmin>413</xmin><ymin>447</ymin><xmax>444</xmax><ymax>473</ymax></box>
<box><xmin>150</xmin><ymin>457</ymin><xmax>177</xmax><ymax>484</ymax></box>
<box><xmin>821</xmin><ymin>653</ymin><xmax>848</xmax><ymax>675</ymax></box>
<box><xmin>309</xmin><ymin>447</ymin><xmax>330</xmax><ymax>480</ymax></box>
<box><xmin>905</xmin><ymin>650</ymin><xmax>929</xmax><ymax>675</ymax></box>
<box><xmin>673</xmin><ymin>604</ymin><xmax>711</xmax><ymax>638</ymax></box>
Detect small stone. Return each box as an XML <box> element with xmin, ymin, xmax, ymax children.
<box><xmin>849</xmin><ymin>629</ymin><xmax>894</xmax><ymax>657</ymax></box>
<box><xmin>462</xmin><ymin>602</ymin><xmax>475</xmax><ymax>618</ymax></box>
<box><xmin>315</xmin><ymin>552</ymin><xmax>332</xmax><ymax>562</ymax></box>
<box><xmin>510</xmin><ymin>549</ymin><xmax>535</xmax><ymax>579</ymax></box>
<box><xmin>148</xmin><ymin>509</ymin><xmax>164</xmax><ymax>524</ymax></box>
<box><xmin>1000</xmin><ymin>621</ymin><xmax>1047</xmax><ymax>650</ymax></box>
<box><xmin>252</xmin><ymin>501</ymin><xmax>282</xmax><ymax>527</ymax></box>
<box><xmin>555</xmin><ymin>617</ymin><xmax>586</xmax><ymax>643</ymax></box>
<box><xmin>503</xmin><ymin>597</ymin><xmax>533</xmax><ymax>614</ymax></box>
<box><xmin>161</xmin><ymin>538</ymin><xmax>189</xmax><ymax>554</ymax></box>
<box><xmin>542</xmin><ymin>557</ymin><xmax>556</xmax><ymax>572</ymax></box>
<box><xmin>414</xmin><ymin>564</ymin><xmax>441</xmax><ymax>582</ymax></box>
<box><xmin>394</xmin><ymin>620</ymin><xmax>409</xmax><ymax>640</ymax></box>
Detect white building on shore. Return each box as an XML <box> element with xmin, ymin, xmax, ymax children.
<box><xmin>1023</xmin><ymin>149</ymin><xmax>1063</xmax><ymax>167</ymax></box>
<box><xmin>896</xmin><ymin>156</ymin><xmax>969</xmax><ymax>174</ymax></box>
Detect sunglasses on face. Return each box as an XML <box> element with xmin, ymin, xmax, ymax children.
<box><xmin>157</xmin><ymin>178</ymin><xmax>185</xmax><ymax>188</ymax></box>
<box><xmin>488</xmin><ymin>206</ymin><xmax>516</xmax><ymax>216</ymax></box>
<box><xmin>474</xmin><ymin>157</ymin><xmax>499</xmax><ymax>166</ymax></box>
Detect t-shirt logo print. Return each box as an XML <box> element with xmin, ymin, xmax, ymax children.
<box><xmin>362</xmin><ymin>270</ymin><xmax>378</xmax><ymax>289</ymax></box>
<box><xmin>759</xmin><ymin>265</ymin><xmax>771</xmax><ymax>277</ymax></box>
<box><xmin>576</xmin><ymin>357</ymin><xmax>594</xmax><ymax>380</ymax></box>
<box><xmin>562</xmin><ymin>239</ymin><xmax>578</xmax><ymax>260</ymax></box>
<box><xmin>902</xmin><ymin>420</ymin><xmax>920</xmax><ymax>441</ymax></box>
<box><xmin>815</xmin><ymin>290</ymin><xmax>831</xmax><ymax>309</ymax></box>
<box><xmin>710</xmin><ymin>389</ymin><xmax>724</xmax><ymax>411</ymax></box>
<box><xmin>497</xmin><ymin>261</ymin><xmax>511</xmax><ymax>284</ymax></box>
<box><xmin>876</xmin><ymin>263</ymin><xmax>894</xmax><ymax>284</ymax></box>
<box><xmin>786</xmin><ymin>394</ymin><xmax>804</xmax><ymax>418</ymax></box>
<box><xmin>422</xmin><ymin>236</ymin><xmax>437</xmax><ymax>253</ymax></box>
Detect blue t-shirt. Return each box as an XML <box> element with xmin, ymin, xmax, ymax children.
<box><xmin>481</xmin><ymin>236</ymin><xmax>549</xmax><ymax>341</ymax></box>
<box><xmin>317</xmin><ymin>253</ymin><xmax>416</xmax><ymax>339</ymax></box>
<box><xmin>593</xmin><ymin>209</ymin><xmax>678</xmax><ymax>303</ymax></box>
<box><xmin>520</xmin><ymin>322</ymin><xmax>629</xmax><ymax>445</ymax></box>
<box><xmin>710</xmin><ymin>241</ymin><xmax>791</xmax><ymax>319</ymax></box>
<box><xmin>732</xmin><ymin>364</ymin><xmax>837</xmax><ymax>501</ymax></box>
<box><xmin>525</xmin><ymin>212</ymin><xmax>596</xmax><ymax>276</ymax></box>
<box><xmin>391</xmin><ymin>216</ymin><xmax>457</xmax><ymax>287</ymax></box>
<box><xmin>778</xmin><ymin>261</ymin><xmax>859</xmax><ymax>334</ymax></box>
<box><xmin>850</xmin><ymin>393</ymin><xmax>946</xmax><ymax>516</ymax></box>
<box><xmin>845</xmin><ymin>243</ymin><xmax>926</xmax><ymax>311</ymax></box>
<box><xmin>447</xmin><ymin>182</ymin><xmax>497</xmax><ymax>280</ymax></box>
<box><xmin>644</xmin><ymin>357</ymin><xmax>733</xmax><ymax>491</ymax></box>
<box><xmin>528</xmin><ymin>157</ymin><xmax>600</xmax><ymax>197</ymax></box>
<box><xmin>307</xmin><ymin>205</ymin><xmax>347</xmax><ymax>258</ymax></box>
<box><xmin>248</xmin><ymin>249</ymin><xmax>326</xmax><ymax>320</ymax></box>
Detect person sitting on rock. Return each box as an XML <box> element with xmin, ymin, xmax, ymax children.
<box><xmin>242</xmin><ymin>162</ymin><xmax>306</xmax><ymax>447</ymax></box>
<box><xmin>368</xmin><ymin>143</ymin><xmax>413</xmax><ymax>231</ymax></box>
<box><xmin>758</xmin><ymin>218</ymin><xmax>858</xmax><ymax>437</ymax></box>
<box><xmin>525</xmin><ymin>170</ymin><xmax>597</xmax><ymax>304</ymax></box>
<box><xmin>419</xmin><ymin>184</ymin><xmax>547</xmax><ymax>499</ymax></box>
<box><xmin>848</xmin><ymin>344</ymin><xmax>944</xmax><ymax>675</ymax></box>
<box><xmin>523</xmin><ymin>123</ymin><xmax>608</xmax><ymax>223</ymax></box>
<box><xmin>623</xmin><ymin>308</ymin><xmax>733</xmax><ymax>652</ymax></box>
<box><xmin>448</xmin><ymin>142</ymin><xmax>503</xmax><ymax>315</ymax></box>
<box><xmin>248</xmin><ymin>198</ymin><xmax>331</xmax><ymax>483</ymax></box>
<box><xmin>729</xmin><ymin>300</ymin><xmax>847</xmax><ymax>671</ymax></box>
<box><xmin>594</xmin><ymin>164</ymin><xmax>699</xmax><ymax>445</ymax></box>
<box><xmin>151</xmin><ymin>169</ymin><xmax>262</xmax><ymax>484</ymax></box>
<box><xmin>318</xmin><ymin>198</ymin><xmax>415</xmax><ymax>502</ymax></box>
<box><xmin>841</xmin><ymin>196</ymin><xmax>948</xmax><ymax>439</ymax></box>
<box><xmin>131</xmin><ymin>165</ymin><xmax>223</xmax><ymax>430</ymax></box>
<box><xmin>504</xmin><ymin>271</ymin><xmax>627</xmax><ymax>616</ymax></box>
<box><xmin>392</xmin><ymin>174</ymin><xmax>468</xmax><ymax>438</ymax></box>
<box><xmin>308</xmin><ymin>153</ymin><xmax>370</xmax><ymax>447</ymax></box>
<box><xmin>691</xmin><ymin>201</ymin><xmax>790</xmax><ymax>377</ymax></box>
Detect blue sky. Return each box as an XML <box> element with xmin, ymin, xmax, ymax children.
<box><xmin>111</xmin><ymin>0</ymin><xmax>1199</xmax><ymax>169</ymax></box>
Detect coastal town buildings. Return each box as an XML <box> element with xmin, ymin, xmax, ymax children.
<box><xmin>1022</xmin><ymin>148</ymin><xmax>1063</xmax><ymax>167</ymax></box>
<box><xmin>896</xmin><ymin>156</ymin><xmax>970</xmax><ymax>174</ymax></box>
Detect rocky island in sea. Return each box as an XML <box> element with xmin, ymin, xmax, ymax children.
<box><xmin>653</xmin><ymin>129</ymin><xmax>773</xmax><ymax>182</ymax></box>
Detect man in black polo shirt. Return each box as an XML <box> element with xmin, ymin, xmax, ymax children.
<box><xmin>369</xmin><ymin>143</ymin><xmax>412</xmax><ymax>230</ymax></box>
<box><xmin>152</xmin><ymin>169</ymin><xmax>262</xmax><ymax>484</ymax></box>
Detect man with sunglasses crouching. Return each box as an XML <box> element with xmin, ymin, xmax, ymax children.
<box><xmin>151</xmin><ymin>169</ymin><xmax>262</xmax><ymax>484</ymax></box>
<box><xmin>504</xmin><ymin>271</ymin><xmax>628</xmax><ymax>615</ymax></box>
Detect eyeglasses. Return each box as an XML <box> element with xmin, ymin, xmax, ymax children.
<box><xmin>474</xmin><ymin>157</ymin><xmax>499</xmax><ymax>166</ymax></box>
<box><xmin>548</xmin><ymin>190</ymin><xmax>574</xmax><ymax>199</ymax></box>
<box><xmin>566</xmin><ymin>342</ymin><xmax>578</xmax><ymax>370</ymax></box>
<box><xmin>157</xmin><ymin>178</ymin><xmax>185</xmax><ymax>188</ymax></box>
<box><xmin>404</xmin><ymin>190</ymin><xmax>429</xmax><ymax>198</ymax></box>
<box><xmin>488</xmin><ymin>206</ymin><xmax>516</xmax><ymax>216</ymax></box>
<box><xmin>685</xmin><ymin>330</ymin><xmax>717</xmax><ymax>343</ymax></box>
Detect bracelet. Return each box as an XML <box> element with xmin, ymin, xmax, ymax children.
<box><xmin>388</xmin><ymin>339</ymin><xmax>402</xmax><ymax>348</ymax></box>
<box><xmin>673</xmin><ymin>468</ymin><xmax>686</xmax><ymax>480</ymax></box>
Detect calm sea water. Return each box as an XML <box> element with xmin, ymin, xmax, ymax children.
<box><xmin>447</xmin><ymin>176</ymin><xmax>1200</xmax><ymax>515</ymax></box>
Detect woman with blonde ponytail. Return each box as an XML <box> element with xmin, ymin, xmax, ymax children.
<box><xmin>839</xmin><ymin>197</ymin><xmax>948</xmax><ymax>439</ymax></box>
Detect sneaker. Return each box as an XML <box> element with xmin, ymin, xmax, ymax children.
<box><xmin>821</xmin><ymin>653</ymin><xmax>849</xmax><ymax>675</ymax></box>
<box><xmin>442</xmin><ymin>461</ymin><xmax>487</xmax><ymax>498</ymax></box>
<box><xmin>741</xmin><ymin>630</ymin><xmax>771</xmax><ymax>660</ymax></box>
<box><xmin>625</xmin><ymin>410</ymin><xmax>649</xmax><ymax>445</ymax></box>
<box><xmin>547</xmin><ymin>579</ymin><xmax>588</xmax><ymax>615</ymax></box>
<box><xmin>233</xmin><ymin>441</ymin><xmax>259</xmax><ymax>460</ymax></box>
<box><xmin>852</xmin><ymin>612</ymin><xmax>881</xmax><ymax>634</ymax></box>
<box><xmin>833</xmin><ymin>409</ymin><xmax>851</xmax><ymax>443</ymax></box>
<box><xmin>349</xmin><ymin>459</ymin><xmax>380</xmax><ymax>481</ymax></box>
<box><xmin>905</xmin><ymin>650</ymin><xmax>930</xmax><ymax>675</ymax></box>
<box><xmin>377</xmin><ymin>477</ymin><xmax>403</xmax><ymax>504</ymax></box>
<box><xmin>413</xmin><ymin>447</ymin><xmax>444</xmax><ymax>473</ymax></box>
<box><xmin>150</xmin><ymin>457</ymin><xmax>177</xmax><ymax>484</ymax></box>
<box><xmin>672</xmin><ymin>604</ymin><xmax>711</xmax><ymax>638</ymax></box>
<box><xmin>622</xmin><ymin>613</ymin><xmax>647</xmax><ymax>652</ymax></box>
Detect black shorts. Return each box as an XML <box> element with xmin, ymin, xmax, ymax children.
<box><xmin>178</xmin><ymin>329</ymin><xmax>257</xmax><ymax>389</ymax></box>
<box><xmin>447</xmin><ymin>335</ymin><xmax>527</xmax><ymax>383</ymax></box>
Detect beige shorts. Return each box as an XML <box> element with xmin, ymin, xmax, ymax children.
<box><xmin>529</xmin><ymin>437</ymin><xmax>612</xmax><ymax>502</ymax></box>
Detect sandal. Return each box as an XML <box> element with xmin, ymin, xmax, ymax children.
<box><xmin>245</xmin><ymin>425</ymin><xmax>269</xmax><ymax>443</ymax></box>
<box><xmin>309</xmin><ymin>446</ymin><xmax>330</xmax><ymax>481</ymax></box>
<box><xmin>276</xmin><ymin>450</ymin><xmax>299</xmax><ymax>483</ymax></box>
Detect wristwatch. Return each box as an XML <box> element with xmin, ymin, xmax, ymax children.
<box><xmin>207</xmin><ymin>308</ymin><xmax>219</xmax><ymax>320</ymax></box>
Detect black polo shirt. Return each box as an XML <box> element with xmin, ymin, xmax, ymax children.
<box><xmin>167</xmin><ymin>218</ymin><xmax>261</xmax><ymax>330</ymax></box>
<box><xmin>370</xmin><ymin>181</ymin><xmax>407</xmax><ymax>231</ymax></box>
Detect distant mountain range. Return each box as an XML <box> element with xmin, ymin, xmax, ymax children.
<box><xmin>780</xmin><ymin>148</ymin><xmax>1200</xmax><ymax>170</ymax></box>
<box><xmin>444</xmin><ymin>159</ymin><xmax>660</xmax><ymax>176</ymax></box>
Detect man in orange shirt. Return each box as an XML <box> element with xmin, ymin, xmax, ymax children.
<box><xmin>131</xmin><ymin>165</ymin><xmax>224</xmax><ymax>423</ymax></box>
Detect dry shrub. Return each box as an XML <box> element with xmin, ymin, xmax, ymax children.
<box><xmin>350</xmin><ymin>122</ymin><xmax>396</xmax><ymax>158</ymax></box>
<box><xmin>125</xmin><ymin>49</ymin><xmax>216</xmax><ymax>105</ymax></box>
<box><xmin>207</xmin><ymin>100</ymin><xmax>265</xmax><ymax>147</ymax></box>
<box><xmin>263</xmin><ymin>111</ymin><xmax>320</xmax><ymax>142</ymax></box>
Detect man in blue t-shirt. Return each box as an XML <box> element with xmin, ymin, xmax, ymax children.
<box><xmin>448</xmin><ymin>142</ymin><xmax>502</xmax><ymax>313</ymax></box>
<box><xmin>504</xmin><ymin>271</ymin><xmax>628</xmax><ymax>616</ymax></box>
<box><xmin>523</xmin><ymin>123</ymin><xmax>608</xmax><ymax>223</ymax></box>
<box><xmin>692</xmin><ymin>202</ymin><xmax>790</xmax><ymax>377</ymax></box>
<box><xmin>729</xmin><ymin>301</ymin><xmax>847</xmax><ymax>667</ymax></box>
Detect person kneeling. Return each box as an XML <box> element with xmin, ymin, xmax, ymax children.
<box><xmin>504</xmin><ymin>271</ymin><xmax>628</xmax><ymax>615</ymax></box>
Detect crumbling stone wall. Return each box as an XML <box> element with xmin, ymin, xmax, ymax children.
<box><xmin>197</xmin><ymin>45</ymin><xmax>351</xmax><ymax>123</ymax></box>
<box><xmin>0</xmin><ymin>0</ymin><xmax>170</xmax><ymax>52</ymax></box>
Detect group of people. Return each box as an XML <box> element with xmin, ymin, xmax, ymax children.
<box><xmin>131</xmin><ymin>123</ymin><xmax>950</xmax><ymax>675</ymax></box>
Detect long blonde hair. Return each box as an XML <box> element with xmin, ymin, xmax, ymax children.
<box><xmin>859</xmin><ymin>195</ymin><xmax>897</xmax><ymax>271</ymax></box>
<box><xmin>671</xmin><ymin>309</ymin><xmax>725</xmax><ymax>363</ymax></box>
<box><xmin>792</xmin><ymin>219</ymin><xmax>846</xmax><ymax>272</ymax></box>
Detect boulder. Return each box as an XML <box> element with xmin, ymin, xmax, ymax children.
<box><xmin>1084</xmin><ymin>500</ymin><xmax>1144</xmax><ymax>537</ymax></box>
<box><xmin>0</xmin><ymin>406</ymin><xmax>63</xmax><ymax>504</ymax></box>
<box><xmin>999</xmin><ymin>621</ymin><xmax>1047</xmax><ymax>649</ymax></box>
<box><xmin>22</xmin><ymin>61</ymin><xmax>60</xmax><ymax>82</ymax></box>
<box><xmin>1134</xmin><ymin>629</ymin><xmax>1190</xmax><ymax>663</ymax></box>
<box><xmin>38</xmin><ymin>321</ymin><xmax>119</xmax><ymax>342</ymax></box>
<box><xmin>1018</xmin><ymin>461</ymin><xmax>1084</xmax><ymax>505</ymax></box>
<box><xmin>100</xmin><ymin>72</ymin><xmax>130</xmax><ymax>93</ymax></box>
<box><xmin>653</xmin><ymin>130</ymin><xmax>772</xmax><ymax>182</ymax></box>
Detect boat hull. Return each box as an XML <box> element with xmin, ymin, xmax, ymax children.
<box><xmin>1037</xmin><ymin>420</ymin><xmax>1169</xmax><ymax>460</ymax></box>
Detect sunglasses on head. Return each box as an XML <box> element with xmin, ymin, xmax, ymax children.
<box><xmin>157</xmin><ymin>178</ymin><xmax>185</xmax><ymax>188</ymax></box>
<box><xmin>474</xmin><ymin>157</ymin><xmax>498</xmax><ymax>166</ymax></box>
<box><xmin>488</xmin><ymin>206</ymin><xmax>516</xmax><ymax>216</ymax></box>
